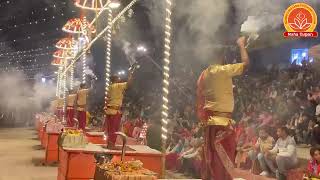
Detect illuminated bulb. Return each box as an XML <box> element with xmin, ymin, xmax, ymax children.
<box><xmin>70</xmin><ymin>64</ymin><xmax>74</xmax><ymax>90</ymax></box>
<box><xmin>109</xmin><ymin>0</ymin><xmax>120</xmax><ymax>9</ymax></box>
<box><xmin>82</xmin><ymin>53</ymin><xmax>86</xmax><ymax>84</ymax></box>
<box><xmin>105</xmin><ymin>8</ymin><xmax>113</xmax><ymax>105</ymax></box>
<box><xmin>161</xmin><ymin>2</ymin><xmax>172</xmax><ymax>172</ymax></box>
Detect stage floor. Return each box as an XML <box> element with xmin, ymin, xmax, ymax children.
<box><xmin>0</xmin><ymin>128</ymin><xmax>311</xmax><ymax>180</ymax></box>
<box><xmin>0</xmin><ymin>128</ymin><xmax>56</xmax><ymax>180</ymax></box>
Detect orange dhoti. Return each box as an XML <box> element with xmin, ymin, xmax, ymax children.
<box><xmin>66</xmin><ymin>107</ymin><xmax>75</xmax><ymax>127</ymax></box>
<box><xmin>103</xmin><ymin>113</ymin><xmax>122</xmax><ymax>146</ymax></box>
<box><xmin>56</xmin><ymin>108</ymin><xmax>63</xmax><ymax>119</ymax></box>
<box><xmin>201</xmin><ymin>111</ymin><xmax>236</xmax><ymax>180</ymax></box>
<box><xmin>77</xmin><ymin>110</ymin><xmax>86</xmax><ymax>130</ymax></box>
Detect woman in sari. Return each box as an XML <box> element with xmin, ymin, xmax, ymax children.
<box><xmin>235</xmin><ymin>126</ymin><xmax>257</xmax><ymax>169</ymax></box>
<box><xmin>304</xmin><ymin>146</ymin><xmax>320</xmax><ymax>180</ymax></box>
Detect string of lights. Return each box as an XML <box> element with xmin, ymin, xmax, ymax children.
<box><xmin>70</xmin><ymin>64</ymin><xmax>74</xmax><ymax>90</ymax></box>
<box><xmin>61</xmin><ymin>0</ymin><xmax>138</xmax><ymax>75</ymax></box>
<box><xmin>0</xmin><ymin>17</ymin><xmax>63</xmax><ymax>30</ymax></box>
<box><xmin>161</xmin><ymin>0</ymin><xmax>173</xmax><ymax>176</ymax></box>
<box><xmin>0</xmin><ymin>0</ymin><xmax>68</xmax><ymax>8</ymax></box>
<box><xmin>0</xmin><ymin>52</ymin><xmax>53</xmax><ymax>59</ymax></box>
<box><xmin>62</xmin><ymin>62</ymin><xmax>67</xmax><ymax>122</ymax></box>
<box><xmin>57</xmin><ymin>66</ymin><xmax>63</xmax><ymax>97</ymax></box>
<box><xmin>0</xmin><ymin>59</ymin><xmax>47</xmax><ymax>68</ymax></box>
<box><xmin>104</xmin><ymin>8</ymin><xmax>113</xmax><ymax>104</ymax></box>
<box><xmin>0</xmin><ymin>1</ymin><xmax>73</xmax><ymax>22</ymax></box>
<box><xmin>0</xmin><ymin>46</ymin><xmax>54</xmax><ymax>56</ymax></box>
<box><xmin>1</xmin><ymin>67</ymin><xmax>51</xmax><ymax>73</ymax></box>
<box><xmin>0</xmin><ymin>31</ymin><xmax>61</xmax><ymax>46</ymax></box>
<box><xmin>0</xmin><ymin>63</ymin><xmax>50</xmax><ymax>68</ymax></box>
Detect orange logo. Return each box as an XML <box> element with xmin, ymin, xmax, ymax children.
<box><xmin>283</xmin><ymin>3</ymin><xmax>318</xmax><ymax>37</ymax></box>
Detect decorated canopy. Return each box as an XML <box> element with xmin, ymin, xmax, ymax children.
<box><xmin>51</xmin><ymin>58</ymin><xmax>63</xmax><ymax>66</ymax></box>
<box><xmin>53</xmin><ymin>49</ymin><xmax>74</xmax><ymax>59</ymax></box>
<box><xmin>62</xmin><ymin>17</ymin><xmax>96</xmax><ymax>34</ymax></box>
<box><xmin>74</xmin><ymin>0</ymin><xmax>109</xmax><ymax>10</ymax></box>
<box><xmin>55</xmin><ymin>37</ymin><xmax>76</xmax><ymax>50</ymax></box>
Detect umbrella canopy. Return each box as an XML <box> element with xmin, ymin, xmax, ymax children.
<box><xmin>55</xmin><ymin>37</ymin><xmax>76</xmax><ymax>50</ymax></box>
<box><xmin>51</xmin><ymin>58</ymin><xmax>63</xmax><ymax>66</ymax></box>
<box><xmin>62</xmin><ymin>17</ymin><xmax>96</xmax><ymax>34</ymax></box>
<box><xmin>53</xmin><ymin>49</ymin><xmax>75</xmax><ymax>59</ymax></box>
<box><xmin>75</xmin><ymin>0</ymin><xmax>109</xmax><ymax>10</ymax></box>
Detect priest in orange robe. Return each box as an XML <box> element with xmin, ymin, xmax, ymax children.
<box><xmin>76</xmin><ymin>84</ymin><xmax>90</xmax><ymax>130</ymax></box>
<box><xmin>66</xmin><ymin>90</ymin><xmax>77</xmax><ymax>127</ymax></box>
<box><xmin>197</xmin><ymin>37</ymin><xmax>249</xmax><ymax>180</ymax></box>
<box><xmin>51</xmin><ymin>99</ymin><xmax>58</xmax><ymax>116</ymax></box>
<box><xmin>57</xmin><ymin>98</ymin><xmax>64</xmax><ymax>120</ymax></box>
<box><xmin>104</xmin><ymin>72</ymin><xmax>133</xmax><ymax>149</ymax></box>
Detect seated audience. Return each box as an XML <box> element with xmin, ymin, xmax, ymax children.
<box><xmin>263</xmin><ymin>127</ymin><xmax>298</xmax><ymax>180</ymax></box>
<box><xmin>235</xmin><ymin>126</ymin><xmax>257</xmax><ymax>168</ymax></box>
<box><xmin>248</xmin><ymin>127</ymin><xmax>275</xmax><ymax>175</ymax></box>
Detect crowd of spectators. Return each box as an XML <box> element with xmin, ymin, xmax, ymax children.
<box><xmin>87</xmin><ymin>59</ymin><xmax>320</xmax><ymax>178</ymax></box>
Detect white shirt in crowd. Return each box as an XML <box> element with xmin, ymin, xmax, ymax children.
<box><xmin>269</xmin><ymin>136</ymin><xmax>298</xmax><ymax>164</ymax></box>
<box><xmin>316</xmin><ymin>104</ymin><xmax>320</xmax><ymax>116</ymax></box>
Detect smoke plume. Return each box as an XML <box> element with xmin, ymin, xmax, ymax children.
<box><xmin>0</xmin><ymin>71</ymin><xmax>55</xmax><ymax>127</ymax></box>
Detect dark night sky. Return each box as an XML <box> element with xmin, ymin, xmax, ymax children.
<box><xmin>0</xmin><ymin>0</ymin><xmax>319</xmax><ymax>81</ymax></box>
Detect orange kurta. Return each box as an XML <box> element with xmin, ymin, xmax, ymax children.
<box><xmin>77</xmin><ymin>89</ymin><xmax>89</xmax><ymax>111</ymax></box>
<box><xmin>201</xmin><ymin>63</ymin><xmax>244</xmax><ymax>126</ymax></box>
<box><xmin>57</xmin><ymin>98</ymin><xmax>64</xmax><ymax>109</ymax></box>
<box><xmin>105</xmin><ymin>82</ymin><xmax>127</xmax><ymax>115</ymax></box>
<box><xmin>67</xmin><ymin>94</ymin><xmax>77</xmax><ymax>107</ymax></box>
<box><xmin>51</xmin><ymin>100</ymin><xmax>58</xmax><ymax>113</ymax></box>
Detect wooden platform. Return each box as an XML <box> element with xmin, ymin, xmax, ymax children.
<box><xmin>57</xmin><ymin>144</ymin><xmax>163</xmax><ymax>180</ymax></box>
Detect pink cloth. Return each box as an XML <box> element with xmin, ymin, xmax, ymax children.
<box><xmin>104</xmin><ymin>113</ymin><xmax>122</xmax><ymax>145</ymax></box>
<box><xmin>77</xmin><ymin>111</ymin><xmax>86</xmax><ymax>130</ymax></box>
<box><xmin>258</xmin><ymin>113</ymin><xmax>273</xmax><ymax>127</ymax></box>
<box><xmin>166</xmin><ymin>153</ymin><xmax>181</xmax><ymax>171</ymax></box>
<box><xmin>66</xmin><ymin>108</ymin><xmax>75</xmax><ymax>127</ymax></box>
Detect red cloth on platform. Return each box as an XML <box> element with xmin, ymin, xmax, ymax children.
<box><xmin>66</xmin><ymin>108</ymin><xmax>74</xmax><ymax>127</ymax></box>
<box><xmin>77</xmin><ymin>110</ymin><xmax>86</xmax><ymax>130</ymax></box>
<box><xmin>165</xmin><ymin>153</ymin><xmax>181</xmax><ymax>171</ymax></box>
<box><xmin>104</xmin><ymin>113</ymin><xmax>122</xmax><ymax>145</ymax></box>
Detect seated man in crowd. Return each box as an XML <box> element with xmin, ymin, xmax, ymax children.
<box><xmin>263</xmin><ymin>127</ymin><xmax>298</xmax><ymax>180</ymax></box>
<box><xmin>248</xmin><ymin>127</ymin><xmax>275</xmax><ymax>175</ymax></box>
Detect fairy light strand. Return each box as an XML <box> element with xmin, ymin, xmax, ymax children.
<box><xmin>70</xmin><ymin>63</ymin><xmax>74</xmax><ymax>90</ymax></box>
<box><xmin>105</xmin><ymin>8</ymin><xmax>113</xmax><ymax>104</ymax></box>
<box><xmin>57</xmin><ymin>66</ymin><xmax>63</xmax><ymax>97</ymax></box>
<box><xmin>61</xmin><ymin>0</ymin><xmax>138</xmax><ymax>75</ymax></box>
<box><xmin>82</xmin><ymin>53</ymin><xmax>87</xmax><ymax>83</ymax></box>
<box><xmin>161</xmin><ymin>0</ymin><xmax>172</xmax><ymax>141</ymax></box>
<box><xmin>161</xmin><ymin>0</ymin><xmax>173</xmax><ymax>177</ymax></box>
<box><xmin>62</xmin><ymin>61</ymin><xmax>67</xmax><ymax>122</ymax></box>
